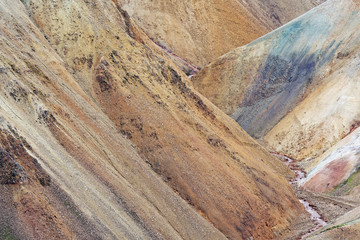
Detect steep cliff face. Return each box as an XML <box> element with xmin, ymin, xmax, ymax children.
<box><xmin>116</xmin><ymin>0</ymin><xmax>325</xmax><ymax>69</ymax></box>
<box><xmin>194</xmin><ymin>0</ymin><xmax>360</xmax><ymax>161</ymax></box>
<box><xmin>0</xmin><ymin>0</ymin><xmax>307</xmax><ymax>239</ymax></box>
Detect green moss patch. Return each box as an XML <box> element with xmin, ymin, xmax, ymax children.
<box><xmin>0</xmin><ymin>225</ymin><xmax>17</xmax><ymax>240</ymax></box>
<box><xmin>333</xmin><ymin>167</ymin><xmax>360</xmax><ymax>195</ymax></box>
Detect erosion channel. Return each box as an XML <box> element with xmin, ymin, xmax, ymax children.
<box><xmin>272</xmin><ymin>153</ymin><xmax>327</xmax><ymax>238</ymax></box>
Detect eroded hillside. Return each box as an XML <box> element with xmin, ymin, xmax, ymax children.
<box><xmin>116</xmin><ymin>0</ymin><xmax>325</xmax><ymax>70</ymax></box>
<box><xmin>1</xmin><ymin>1</ymin><xmax>228</xmax><ymax>239</ymax></box>
<box><xmin>194</xmin><ymin>0</ymin><xmax>360</xmax><ymax>160</ymax></box>
<box><xmin>193</xmin><ymin>0</ymin><xmax>360</xmax><ymax>238</ymax></box>
<box><xmin>239</xmin><ymin>0</ymin><xmax>326</xmax><ymax>30</ymax></box>
<box><xmin>0</xmin><ymin>0</ymin><xmax>309</xmax><ymax>239</ymax></box>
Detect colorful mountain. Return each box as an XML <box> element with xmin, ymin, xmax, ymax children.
<box><xmin>194</xmin><ymin>1</ymin><xmax>360</xmax><ymax>238</ymax></box>
<box><xmin>194</xmin><ymin>0</ymin><xmax>360</xmax><ymax>161</ymax></box>
<box><xmin>0</xmin><ymin>0</ymin><xmax>308</xmax><ymax>239</ymax></box>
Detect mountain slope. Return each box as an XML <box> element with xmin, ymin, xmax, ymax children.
<box><xmin>239</xmin><ymin>0</ymin><xmax>325</xmax><ymax>30</ymax></box>
<box><xmin>193</xmin><ymin>0</ymin><xmax>360</xmax><ymax>161</ymax></box>
<box><xmin>308</xmin><ymin>206</ymin><xmax>360</xmax><ymax>239</ymax></box>
<box><xmin>117</xmin><ymin>0</ymin><xmax>268</xmax><ymax>69</ymax></box>
<box><xmin>301</xmin><ymin>127</ymin><xmax>360</xmax><ymax>194</ymax></box>
<box><xmin>117</xmin><ymin>0</ymin><xmax>325</xmax><ymax>70</ymax></box>
<box><xmin>0</xmin><ymin>1</ymin><xmax>227</xmax><ymax>239</ymax></box>
<box><xmin>0</xmin><ymin>0</ymin><xmax>307</xmax><ymax>239</ymax></box>
<box><xmin>193</xmin><ymin>2</ymin><xmax>360</xmax><ymax>233</ymax></box>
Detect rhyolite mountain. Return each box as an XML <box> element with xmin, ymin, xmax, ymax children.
<box><xmin>194</xmin><ymin>0</ymin><xmax>360</xmax><ymax>238</ymax></box>
<box><xmin>0</xmin><ymin>0</ymin><xmax>310</xmax><ymax>239</ymax></box>
<box><xmin>116</xmin><ymin>0</ymin><xmax>325</xmax><ymax>71</ymax></box>
<box><xmin>194</xmin><ymin>0</ymin><xmax>360</xmax><ymax>161</ymax></box>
